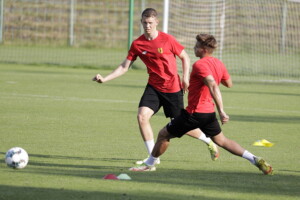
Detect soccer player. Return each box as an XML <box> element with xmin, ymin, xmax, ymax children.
<box><xmin>93</xmin><ymin>8</ymin><xmax>219</xmax><ymax>164</ymax></box>
<box><xmin>129</xmin><ymin>33</ymin><xmax>273</xmax><ymax>175</ymax></box>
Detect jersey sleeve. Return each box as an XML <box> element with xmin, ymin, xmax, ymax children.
<box><xmin>126</xmin><ymin>42</ymin><xmax>138</xmax><ymax>61</ymax></box>
<box><xmin>169</xmin><ymin>34</ymin><xmax>184</xmax><ymax>56</ymax></box>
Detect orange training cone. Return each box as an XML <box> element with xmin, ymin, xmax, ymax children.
<box><xmin>103</xmin><ymin>174</ymin><xmax>119</xmax><ymax>180</ymax></box>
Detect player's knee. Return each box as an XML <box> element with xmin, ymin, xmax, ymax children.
<box><xmin>137</xmin><ymin>112</ymin><xmax>150</xmax><ymax>124</ymax></box>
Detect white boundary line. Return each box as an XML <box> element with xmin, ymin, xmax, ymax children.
<box><xmin>226</xmin><ymin>106</ymin><xmax>300</xmax><ymax>114</ymax></box>
<box><xmin>0</xmin><ymin>92</ymin><xmax>138</xmax><ymax>104</ymax></box>
<box><xmin>260</xmin><ymin>79</ymin><xmax>300</xmax><ymax>84</ymax></box>
<box><xmin>1</xmin><ymin>92</ymin><xmax>300</xmax><ymax>114</ymax></box>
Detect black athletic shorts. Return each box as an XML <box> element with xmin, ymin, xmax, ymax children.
<box><xmin>139</xmin><ymin>84</ymin><xmax>184</xmax><ymax>118</ymax></box>
<box><xmin>166</xmin><ymin>109</ymin><xmax>222</xmax><ymax>138</ymax></box>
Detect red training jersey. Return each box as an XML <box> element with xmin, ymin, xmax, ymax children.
<box><xmin>186</xmin><ymin>56</ymin><xmax>230</xmax><ymax>113</ymax></box>
<box><xmin>127</xmin><ymin>32</ymin><xmax>184</xmax><ymax>93</ymax></box>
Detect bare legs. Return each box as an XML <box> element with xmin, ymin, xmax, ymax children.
<box><xmin>151</xmin><ymin>127</ymin><xmax>175</xmax><ymax>157</ymax></box>
<box><xmin>133</xmin><ymin>127</ymin><xmax>272</xmax><ymax>175</ymax></box>
<box><xmin>151</xmin><ymin>128</ymin><xmax>245</xmax><ymax>160</ymax></box>
<box><xmin>137</xmin><ymin>107</ymin><xmax>155</xmax><ymax>141</ymax></box>
<box><xmin>211</xmin><ymin>132</ymin><xmax>245</xmax><ymax>156</ymax></box>
<box><xmin>137</xmin><ymin>107</ymin><xmax>212</xmax><ymax>157</ymax></box>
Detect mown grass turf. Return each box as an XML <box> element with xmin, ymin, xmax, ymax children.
<box><xmin>0</xmin><ymin>63</ymin><xmax>299</xmax><ymax>200</ymax></box>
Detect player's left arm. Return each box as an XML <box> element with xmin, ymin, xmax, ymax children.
<box><xmin>221</xmin><ymin>78</ymin><xmax>233</xmax><ymax>88</ymax></box>
<box><xmin>203</xmin><ymin>75</ymin><xmax>229</xmax><ymax>124</ymax></box>
<box><xmin>178</xmin><ymin>49</ymin><xmax>190</xmax><ymax>93</ymax></box>
<box><xmin>221</xmin><ymin>66</ymin><xmax>232</xmax><ymax>88</ymax></box>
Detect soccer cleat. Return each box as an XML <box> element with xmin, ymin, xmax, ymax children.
<box><xmin>129</xmin><ymin>163</ymin><xmax>156</xmax><ymax>172</ymax></box>
<box><xmin>208</xmin><ymin>141</ymin><xmax>219</xmax><ymax>161</ymax></box>
<box><xmin>255</xmin><ymin>157</ymin><xmax>273</xmax><ymax>175</ymax></box>
<box><xmin>135</xmin><ymin>157</ymin><xmax>160</xmax><ymax>165</ymax></box>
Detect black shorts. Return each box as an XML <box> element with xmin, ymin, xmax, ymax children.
<box><xmin>139</xmin><ymin>84</ymin><xmax>184</xmax><ymax>118</ymax></box>
<box><xmin>166</xmin><ymin>109</ymin><xmax>222</xmax><ymax>138</ymax></box>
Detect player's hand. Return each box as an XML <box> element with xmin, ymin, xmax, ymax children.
<box><xmin>182</xmin><ymin>79</ymin><xmax>189</xmax><ymax>94</ymax></box>
<box><xmin>92</xmin><ymin>74</ymin><xmax>104</xmax><ymax>83</ymax></box>
<box><xmin>219</xmin><ymin>111</ymin><xmax>229</xmax><ymax>124</ymax></box>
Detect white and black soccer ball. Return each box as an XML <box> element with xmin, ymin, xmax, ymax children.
<box><xmin>5</xmin><ymin>147</ymin><xmax>29</xmax><ymax>169</ymax></box>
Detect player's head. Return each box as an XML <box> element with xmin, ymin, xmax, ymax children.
<box><xmin>194</xmin><ymin>34</ymin><xmax>217</xmax><ymax>58</ymax></box>
<box><xmin>141</xmin><ymin>8</ymin><xmax>159</xmax><ymax>35</ymax></box>
<box><xmin>141</xmin><ymin>8</ymin><xmax>158</xmax><ymax>18</ymax></box>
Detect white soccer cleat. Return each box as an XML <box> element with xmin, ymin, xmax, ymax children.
<box><xmin>135</xmin><ymin>157</ymin><xmax>160</xmax><ymax>165</ymax></box>
<box><xmin>129</xmin><ymin>163</ymin><xmax>156</xmax><ymax>172</ymax></box>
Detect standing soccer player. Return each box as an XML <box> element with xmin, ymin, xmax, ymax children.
<box><xmin>93</xmin><ymin>8</ymin><xmax>219</xmax><ymax>164</ymax></box>
<box><xmin>130</xmin><ymin>33</ymin><xmax>273</xmax><ymax>175</ymax></box>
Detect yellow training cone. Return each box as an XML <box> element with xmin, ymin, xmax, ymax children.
<box><xmin>261</xmin><ymin>139</ymin><xmax>274</xmax><ymax>147</ymax></box>
<box><xmin>252</xmin><ymin>140</ymin><xmax>264</xmax><ymax>146</ymax></box>
<box><xmin>253</xmin><ymin>139</ymin><xmax>274</xmax><ymax>147</ymax></box>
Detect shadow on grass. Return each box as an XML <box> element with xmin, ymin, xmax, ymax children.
<box><xmin>0</xmin><ymin>152</ymin><xmax>136</xmax><ymax>162</ymax></box>
<box><xmin>0</xmin><ymin>151</ymin><xmax>136</xmax><ymax>171</ymax></box>
<box><xmin>133</xmin><ymin>169</ymin><xmax>300</xmax><ymax>197</ymax></box>
<box><xmin>0</xmin><ymin>184</ymin><xmax>228</xmax><ymax>200</ymax></box>
<box><xmin>1</xmin><ymin>167</ymin><xmax>299</xmax><ymax>200</ymax></box>
<box><xmin>223</xmin><ymin>88</ymin><xmax>300</xmax><ymax>97</ymax></box>
<box><xmin>1</xmin><ymin>152</ymin><xmax>299</xmax><ymax>199</ymax></box>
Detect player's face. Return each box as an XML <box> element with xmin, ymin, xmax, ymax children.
<box><xmin>141</xmin><ymin>16</ymin><xmax>158</xmax><ymax>34</ymax></box>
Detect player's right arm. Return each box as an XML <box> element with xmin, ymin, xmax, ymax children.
<box><xmin>203</xmin><ymin>75</ymin><xmax>229</xmax><ymax>124</ymax></box>
<box><xmin>92</xmin><ymin>59</ymin><xmax>133</xmax><ymax>83</ymax></box>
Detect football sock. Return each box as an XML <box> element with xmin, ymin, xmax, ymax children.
<box><xmin>145</xmin><ymin>155</ymin><xmax>158</xmax><ymax>166</ymax></box>
<box><xmin>242</xmin><ymin>150</ymin><xmax>256</xmax><ymax>165</ymax></box>
<box><xmin>144</xmin><ymin>139</ymin><xmax>155</xmax><ymax>155</ymax></box>
<box><xmin>199</xmin><ymin>133</ymin><xmax>212</xmax><ymax>144</ymax></box>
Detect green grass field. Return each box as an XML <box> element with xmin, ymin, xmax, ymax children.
<box><xmin>0</xmin><ymin>63</ymin><xmax>300</xmax><ymax>200</ymax></box>
<box><xmin>1</xmin><ymin>45</ymin><xmax>300</xmax><ymax>79</ymax></box>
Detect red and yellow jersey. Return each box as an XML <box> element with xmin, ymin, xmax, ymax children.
<box><xmin>127</xmin><ymin>32</ymin><xmax>184</xmax><ymax>93</ymax></box>
<box><xmin>186</xmin><ymin>56</ymin><xmax>230</xmax><ymax>113</ymax></box>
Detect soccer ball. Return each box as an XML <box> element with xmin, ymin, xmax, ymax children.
<box><xmin>5</xmin><ymin>147</ymin><xmax>29</xmax><ymax>169</ymax></box>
